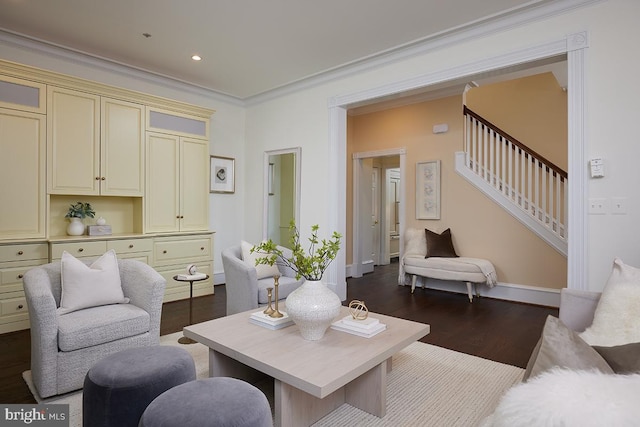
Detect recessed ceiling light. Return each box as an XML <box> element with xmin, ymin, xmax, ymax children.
<box><xmin>191</xmin><ymin>55</ymin><xmax>202</xmax><ymax>61</ymax></box>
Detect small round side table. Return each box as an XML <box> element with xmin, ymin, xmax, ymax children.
<box><xmin>173</xmin><ymin>274</ymin><xmax>209</xmax><ymax>344</ymax></box>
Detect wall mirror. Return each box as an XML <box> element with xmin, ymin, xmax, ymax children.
<box><xmin>262</xmin><ymin>147</ymin><xmax>301</xmax><ymax>248</ymax></box>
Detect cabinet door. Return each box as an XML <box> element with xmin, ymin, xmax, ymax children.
<box><xmin>0</xmin><ymin>108</ymin><xmax>46</xmax><ymax>239</ymax></box>
<box><xmin>47</xmin><ymin>87</ymin><xmax>100</xmax><ymax>195</ymax></box>
<box><xmin>146</xmin><ymin>132</ymin><xmax>180</xmax><ymax>232</ymax></box>
<box><xmin>101</xmin><ymin>98</ymin><xmax>144</xmax><ymax>196</ymax></box>
<box><xmin>180</xmin><ymin>137</ymin><xmax>210</xmax><ymax>231</ymax></box>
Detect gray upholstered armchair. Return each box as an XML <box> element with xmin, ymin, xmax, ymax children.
<box><xmin>23</xmin><ymin>259</ymin><xmax>166</xmax><ymax>398</ymax></box>
<box><xmin>222</xmin><ymin>245</ymin><xmax>304</xmax><ymax>315</ymax></box>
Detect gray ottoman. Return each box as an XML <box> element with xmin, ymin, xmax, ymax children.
<box><xmin>139</xmin><ymin>377</ymin><xmax>272</xmax><ymax>427</ymax></box>
<box><xmin>83</xmin><ymin>346</ymin><xmax>196</xmax><ymax>427</ymax></box>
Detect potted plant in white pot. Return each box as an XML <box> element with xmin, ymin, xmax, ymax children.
<box><xmin>252</xmin><ymin>221</ymin><xmax>342</xmax><ymax>340</ymax></box>
<box><xmin>65</xmin><ymin>202</ymin><xmax>95</xmax><ymax>236</ymax></box>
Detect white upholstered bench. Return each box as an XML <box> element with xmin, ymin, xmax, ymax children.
<box><xmin>399</xmin><ymin>228</ymin><xmax>498</xmax><ymax>302</ymax></box>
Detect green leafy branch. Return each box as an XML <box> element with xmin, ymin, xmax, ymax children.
<box><xmin>251</xmin><ymin>221</ymin><xmax>342</xmax><ymax>281</ymax></box>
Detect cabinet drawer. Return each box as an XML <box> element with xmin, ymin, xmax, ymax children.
<box><xmin>0</xmin><ymin>266</ymin><xmax>31</xmax><ymax>293</ymax></box>
<box><xmin>0</xmin><ymin>243</ymin><xmax>48</xmax><ymax>262</ymax></box>
<box><xmin>51</xmin><ymin>241</ymin><xmax>108</xmax><ymax>260</ymax></box>
<box><xmin>154</xmin><ymin>238</ymin><xmax>211</xmax><ymax>263</ymax></box>
<box><xmin>107</xmin><ymin>238</ymin><xmax>153</xmax><ymax>255</ymax></box>
<box><xmin>0</xmin><ymin>294</ymin><xmax>27</xmax><ymax>318</ymax></box>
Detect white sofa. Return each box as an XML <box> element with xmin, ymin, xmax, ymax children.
<box><xmin>399</xmin><ymin>228</ymin><xmax>497</xmax><ymax>302</ymax></box>
<box><xmin>482</xmin><ymin>287</ymin><xmax>640</xmax><ymax>426</ymax></box>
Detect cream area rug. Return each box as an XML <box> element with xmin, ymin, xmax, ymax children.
<box><xmin>23</xmin><ymin>332</ymin><xmax>523</xmax><ymax>427</ymax></box>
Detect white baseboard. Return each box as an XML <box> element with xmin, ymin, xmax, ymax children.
<box><xmin>213</xmin><ymin>271</ymin><xmax>225</xmax><ymax>285</ymax></box>
<box><xmin>405</xmin><ymin>278</ymin><xmax>560</xmax><ymax>307</ymax></box>
<box><xmin>346</xmin><ymin>264</ymin><xmax>560</xmax><ymax>307</ymax></box>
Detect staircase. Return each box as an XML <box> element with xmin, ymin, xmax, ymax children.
<box><xmin>456</xmin><ymin>106</ymin><xmax>567</xmax><ymax>256</ymax></box>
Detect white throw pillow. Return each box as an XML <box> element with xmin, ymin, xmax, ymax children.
<box><xmin>240</xmin><ymin>240</ymin><xmax>281</xmax><ymax>279</ymax></box>
<box><xmin>404</xmin><ymin>228</ymin><xmax>427</xmax><ymax>257</ymax></box>
<box><xmin>580</xmin><ymin>258</ymin><xmax>640</xmax><ymax>346</ymax></box>
<box><xmin>58</xmin><ymin>250</ymin><xmax>129</xmax><ymax>315</ymax></box>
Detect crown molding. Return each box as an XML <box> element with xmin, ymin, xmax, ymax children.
<box><xmin>246</xmin><ymin>0</ymin><xmax>602</xmax><ymax>106</ymax></box>
<box><xmin>0</xmin><ymin>30</ymin><xmax>244</xmax><ymax>108</ymax></box>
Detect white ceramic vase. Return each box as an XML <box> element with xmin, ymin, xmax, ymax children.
<box><xmin>285</xmin><ymin>279</ymin><xmax>342</xmax><ymax>340</ymax></box>
<box><xmin>66</xmin><ymin>217</ymin><xmax>85</xmax><ymax>236</ymax></box>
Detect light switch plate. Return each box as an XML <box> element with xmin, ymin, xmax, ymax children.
<box><xmin>588</xmin><ymin>198</ymin><xmax>607</xmax><ymax>214</ymax></box>
<box><xmin>611</xmin><ymin>197</ymin><xmax>627</xmax><ymax>214</ymax></box>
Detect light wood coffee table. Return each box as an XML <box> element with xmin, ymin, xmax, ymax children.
<box><xmin>184</xmin><ymin>306</ymin><xmax>429</xmax><ymax>427</ymax></box>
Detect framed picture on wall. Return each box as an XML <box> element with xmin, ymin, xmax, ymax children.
<box><xmin>416</xmin><ymin>160</ymin><xmax>440</xmax><ymax>219</ymax></box>
<box><xmin>210</xmin><ymin>155</ymin><xmax>235</xmax><ymax>194</ymax></box>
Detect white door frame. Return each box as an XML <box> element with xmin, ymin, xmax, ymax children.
<box><xmin>327</xmin><ymin>32</ymin><xmax>589</xmax><ymax>299</ymax></box>
<box><xmin>352</xmin><ymin>149</ymin><xmax>407</xmax><ymax>278</ymax></box>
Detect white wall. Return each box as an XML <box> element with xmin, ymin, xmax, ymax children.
<box><xmin>0</xmin><ymin>36</ymin><xmax>246</xmax><ymax>283</ymax></box>
<box><xmin>245</xmin><ymin>0</ymin><xmax>640</xmax><ymax>293</ymax></box>
<box><xmin>5</xmin><ymin>0</ymin><xmax>640</xmax><ymax>293</ymax></box>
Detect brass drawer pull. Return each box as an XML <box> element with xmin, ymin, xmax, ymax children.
<box><xmin>129</xmin><ymin>244</ymin><xmax>134</xmax><ymax>249</ymax></box>
<box><xmin>17</xmin><ymin>251</ymin><xmax>24</xmax><ymax>256</ymax></box>
<box><xmin>78</xmin><ymin>248</ymin><xmax>84</xmax><ymax>252</ymax></box>
<box><xmin>18</xmin><ymin>304</ymin><xmax>24</xmax><ymax>310</ymax></box>
<box><xmin>201</xmin><ymin>247</ymin><xmax>205</xmax><ymax>251</ymax></box>
<box><xmin>96</xmin><ymin>176</ymin><xmax>101</xmax><ymax>180</ymax></box>
<box><xmin>163</xmin><ymin>250</ymin><xmax>167</xmax><ymax>254</ymax></box>
<box><xmin>101</xmin><ymin>177</ymin><xmax>106</xmax><ymax>180</ymax></box>
<box><xmin>17</xmin><ymin>274</ymin><xmax>23</xmax><ymax>279</ymax></box>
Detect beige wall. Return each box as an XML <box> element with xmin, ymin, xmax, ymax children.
<box><xmin>466</xmin><ymin>72</ymin><xmax>568</xmax><ymax>171</ymax></box>
<box><xmin>348</xmin><ymin>93</ymin><xmax>567</xmax><ymax>289</ymax></box>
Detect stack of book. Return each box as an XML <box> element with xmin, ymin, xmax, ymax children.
<box><xmin>249</xmin><ymin>311</ymin><xmax>293</xmax><ymax>330</ymax></box>
<box><xmin>330</xmin><ymin>315</ymin><xmax>386</xmax><ymax>338</ymax></box>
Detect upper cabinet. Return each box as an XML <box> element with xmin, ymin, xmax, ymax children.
<box><xmin>100</xmin><ymin>98</ymin><xmax>145</xmax><ymax>196</ymax></box>
<box><xmin>47</xmin><ymin>87</ymin><xmax>144</xmax><ymax>196</ymax></box>
<box><xmin>0</xmin><ymin>75</ymin><xmax>47</xmax><ymax>240</ymax></box>
<box><xmin>0</xmin><ymin>107</ymin><xmax>46</xmax><ymax>239</ymax></box>
<box><xmin>145</xmin><ymin>132</ymin><xmax>209</xmax><ymax>233</ymax></box>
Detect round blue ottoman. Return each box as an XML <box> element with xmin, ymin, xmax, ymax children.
<box><xmin>83</xmin><ymin>345</ymin><xmax>196</xmax><ymax>427</ymax></box>
<box><xmin>139</xmin><ymin>377</ymin><xmax>272</xmax><ymax>427</ymax></box>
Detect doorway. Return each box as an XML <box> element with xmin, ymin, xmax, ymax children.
<box><xmin>352</xmin><ymin>149</ymin><xmax>406</xmax><ymax>278</ymax></box>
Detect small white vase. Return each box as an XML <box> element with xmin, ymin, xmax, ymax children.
<box><xmin>66</xmin><ymin>218</ymin><xmax>85</xmax><ymax>236</ymax></box>
<box><xmin>285</xmin><ymin>279</ymin><xmax>342</xmax><ymax>340</ymax></box>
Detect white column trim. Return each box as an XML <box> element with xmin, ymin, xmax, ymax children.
<box><xmin>327</xmin><ymin>106</ymin><xmax>347</xmax><ymax>300</ymax></box>
<box><xmin>567</xmin><ymin>31</ymin><xmax>589</xmax><ymax>290</ymax></box>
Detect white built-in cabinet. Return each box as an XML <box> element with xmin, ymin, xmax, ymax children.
<box><xmin>0</xmin><ymin>60</ymin><xmax>215</xmax><ymax>334</ymax></box>
<box><xmin>47</xmin><ymin>87</ymin><xmax>144</xmax><ymax>196</ymax></box>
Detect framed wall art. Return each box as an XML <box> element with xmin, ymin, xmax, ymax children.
<box><xmin>210</xmin><ymin>155</ymin><xmax>235</xmax><ymax>194</ymax></box>
<box><xmin>416</xmin><ymin>160</ymin><xmax>440</xmax><ymax>219</ymax></box>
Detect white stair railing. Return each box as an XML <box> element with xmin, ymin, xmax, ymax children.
<box><xmin>461</xmin><ymin>106</ymin><xmax>567</xmax><ymax>254</ymax></box>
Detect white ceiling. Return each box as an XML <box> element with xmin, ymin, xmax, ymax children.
<box><xmin>0</xmin><ymin>0</ymin><xmax>558</xmax><ymax>100</ymax></box>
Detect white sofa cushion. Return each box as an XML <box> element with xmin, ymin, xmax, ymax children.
<box><xmin>580</xmin><ymin>258</ymin><xmax>640</xmax><ymax>346</ymax></box>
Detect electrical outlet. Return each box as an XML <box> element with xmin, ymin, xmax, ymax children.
<box><xmin>588</xmin><ymin>198</ymin><xmax>607</xmax><ymax>214</ymax></box>
<box><xmin>611</xmin><ymin>197</ymin><xmax>627</xmax><ymax>215</ymax></box>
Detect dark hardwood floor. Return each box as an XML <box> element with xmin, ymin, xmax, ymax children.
<box><xmin>0</xmin><ymin>261</ymin><xmax>557</xmax><ymax>404</ymax></box>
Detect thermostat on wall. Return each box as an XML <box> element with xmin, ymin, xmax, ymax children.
<box><xmin>590</xmin><ymin>158</ymin><xmax>604</xmax><ymax>178</ymax></box>
<box><xmin>433</xmin><ymin>123</ymin><xmax>448</xmax><ymax>134</ymax></box>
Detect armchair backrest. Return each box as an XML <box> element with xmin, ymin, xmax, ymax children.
<box><xmin>23</xmin><ymin>258</ymin><xmax>165</xmax><ymax>309</ymax></box>
<box><xmin>222</xmin><ymin>244</ymin><xmax>297</xmax><ymax>278</ymax></box>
